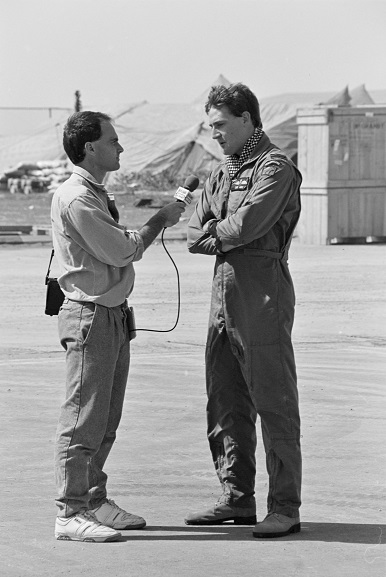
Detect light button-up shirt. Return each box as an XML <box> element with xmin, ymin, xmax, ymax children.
<box><xmin>51</xmin><ymin>167</ymin><xmax>144</xmax><ymax>307</ymax></box>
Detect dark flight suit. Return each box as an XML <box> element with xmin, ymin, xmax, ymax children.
<box><xmin>187</xmin><ymin>133</ymin><xmax>302</xmax><ymax>518</ymax></box>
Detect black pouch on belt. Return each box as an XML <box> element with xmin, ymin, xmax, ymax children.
<box><xmin>45</xmin><ymin>249</ymin><xmax>65</xmax><ymax>316</ymax></box>
<box><xmin>126</xmin><ymin>306</ymin><xmax>137</xmax><ymax>340</ymax></box>
<box><xmin>45</xmin><ymin>278</ymin><xmax>65</xmax><ymax>316</ymax></box>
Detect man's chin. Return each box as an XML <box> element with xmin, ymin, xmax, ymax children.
<box><xmin>221</xmin><ymin>145</ymin><xmax>236</xmax><ymax>156</ymax></box>
<box><xmin>106</xmin><ymin>164</ymin><xmax>120</xmax><ymax>173</ymax></box>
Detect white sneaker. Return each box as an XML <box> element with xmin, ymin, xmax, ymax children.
<box><xmin>55</xmin><ymin>510</ymin><xmax>121</xmax><ymax>542</ymax></box>
<box><xmin>91</xmin><ymin>499</ymin><xmax>146</xmax><ymax>530</ymax></box>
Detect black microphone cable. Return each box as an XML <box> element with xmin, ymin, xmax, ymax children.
<box><xmin>130</xmin><ymin>227</ymin><xmax>180</xmax><ymax>335</ymax></box>
<box><xmin>128</xmin><ymin>174</ymin><xmax>199</xmax><ymax>337</ymax></box>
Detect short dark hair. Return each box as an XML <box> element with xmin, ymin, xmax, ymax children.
<box><xmin>63</xmin><ymin>111</ymin><xmax>112</xmax><ymax>164</ymax></box>
<box><xmin>205</xmin><ymin>83</ymin><xmax>262</xmax><ymax>129</ymax></box>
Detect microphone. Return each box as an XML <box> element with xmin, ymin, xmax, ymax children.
<box><xmin>174</xmin><ymin>175</ymin><xmax>199</xmax><ymax>205</ymax></box>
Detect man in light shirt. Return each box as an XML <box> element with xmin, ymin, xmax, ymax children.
<box><xmin>51</xmin><ymin>111</ymin><xmax>185</xmax><ymax>542</ymax></box>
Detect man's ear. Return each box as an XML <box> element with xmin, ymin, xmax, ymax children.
<box><xmin>241</xmin><ymin>111</ymin><xmax>251</xmax><ymax>124</ymax></box>
<box><xmin>85</xmin><ymin>142</ymin><xmax>95</xmax><ymax>155</ymax></box>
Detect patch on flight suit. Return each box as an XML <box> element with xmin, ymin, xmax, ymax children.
<box><xmin>262</xmin><ymin>159</ymin><xmax>283</xmax><ymax>176</ymax></box>
<box><xmin>230</xmin><ymin>177</ymin><xmax>250</xmax><ymax>191</ymax></box>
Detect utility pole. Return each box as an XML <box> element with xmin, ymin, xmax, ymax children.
<box><xmin>74</xmin><ymin>90</ymin><xmax>82</xmax><ymax>112</ymax></box>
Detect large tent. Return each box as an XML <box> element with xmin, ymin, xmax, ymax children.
<box><xmin>110</xmin><ymin>105</ymin><xmax>219</xmax><ymax>188</ymax></box>
<box><xmin>108</xmin><ymin>80</ymin><xmax>378</xmax><ymax>186</ymax></box>
<box><xmin>0</xmin><ymin>77</ymin><xmax>384</xmax><ymax>190</ymax></box>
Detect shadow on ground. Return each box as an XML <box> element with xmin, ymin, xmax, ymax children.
<box><xmin>118</xmin><ymin>522</ymin><xmax>386</xmax><ymax>544</ymax></box>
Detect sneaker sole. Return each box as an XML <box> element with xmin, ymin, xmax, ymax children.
<box><xmin>113</xmin><ymin>521</ymin><xmax>146</xmax><ymax>530</ymax></box>
<box><xmin>55</xmin><ymin>533</ymin><xmax>121</xmax><ymax>543</ymax></box>
<box><xmin>185</xmin><ymin>515</ymin><xmax>257</xmax><ymax>526</ymax></box>
<box><xmin>253</xmin><ymin>522</ymin><xmax>301</xmax><ymax>538</ymax></box>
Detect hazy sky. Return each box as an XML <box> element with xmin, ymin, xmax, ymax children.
<box><xmin>1</xmin><ymin>0</ymin><xmax>385</xmax><ymax>109</ymax></box>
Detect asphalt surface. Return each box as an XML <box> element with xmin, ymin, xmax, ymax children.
<box><xmin>0</xmin><ymin>238</ymin><xmax>385</xmax><ymax>577</ymax></box>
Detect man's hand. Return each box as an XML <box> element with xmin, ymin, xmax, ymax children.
<box><xmin>138</xmin><ymin>201</ymin><xmax>186</xmax><ymax>250</ymax></box>
<box><xmin>158</xmin><ymin>202</ymin><xmax>186</xmax><ymax>227</ymax></box>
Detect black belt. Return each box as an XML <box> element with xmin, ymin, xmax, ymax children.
<box><xmin>67</xmin><ymin>299</ymin><xmax>128</xmax><ymax>309</ymax></box>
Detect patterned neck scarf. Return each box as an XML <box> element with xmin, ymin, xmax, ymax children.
<box><xmin>226</xmin><ymin>127</ymin><xmax>264</xmax><ymax>179</ymax></box>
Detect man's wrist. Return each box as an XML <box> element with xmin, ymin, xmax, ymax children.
<box><xmin>138</xmin><ymin>213</ymin><xmax>167</xmax><ymax>249</ymax></box>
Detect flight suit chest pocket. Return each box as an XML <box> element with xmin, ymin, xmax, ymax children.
<box><xmin>227</xmin><ymin>177</ymin><xmax>252</xmax><ymax>213</ymax></box>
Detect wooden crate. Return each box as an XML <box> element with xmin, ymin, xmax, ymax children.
<box><xmin>296</xmin><ymin>106</ymin><xmax>386</xmax><ymax>244</ymax></box>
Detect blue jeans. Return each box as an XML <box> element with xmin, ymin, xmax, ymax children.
<box><xmin>55</xmin><ymin>300</ymin><xmax>130</xmax><ymax>517</ymax></box>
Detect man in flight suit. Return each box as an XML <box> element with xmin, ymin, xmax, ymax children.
<box><xmin>185</xmin><ymin>83</ymin><xmax>302</xmax><ymax>538</ymax></box>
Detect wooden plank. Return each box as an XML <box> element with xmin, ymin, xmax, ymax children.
<box><xmin>0</xmin><ymin>225</ymin><xmax>33</xmax><ymax>233</ymax></box>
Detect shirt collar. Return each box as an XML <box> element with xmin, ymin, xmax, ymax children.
<box><xmin>72</xmin><ymin>167</ymin><xmax>106</xmax><ymax>191</ymax></box>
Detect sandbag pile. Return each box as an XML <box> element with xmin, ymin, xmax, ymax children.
<box><xmin>1</xmin><ymin>160</ymin><xmax>72</xmax><ymax>194</ymax></box>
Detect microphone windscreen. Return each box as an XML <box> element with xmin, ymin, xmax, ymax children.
<box><xmin>183</xmin><ymin>175</ymin><xmax>199</xmax><ymax>192</ymax></box>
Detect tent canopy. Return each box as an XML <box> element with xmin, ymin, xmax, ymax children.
<box><xmin>0</xmin><ymin>79</ymin><xmax>383</xmax><ymax>188</ymax></box>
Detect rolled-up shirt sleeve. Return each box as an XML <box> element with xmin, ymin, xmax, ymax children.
<box><xmin>64</xmin><ymin>195</ymin><xmax>144</xmax><ymax>267</ymax></box>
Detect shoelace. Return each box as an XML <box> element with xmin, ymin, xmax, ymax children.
<box><xmin>105</xmin><ymin>499</ymin><xmax>124</xmax><ymax>512</ymax></box>
<box><xmin>80</xmin><ymin>510</ymin><xmax>101</xmax><ymax>524</ymax></box>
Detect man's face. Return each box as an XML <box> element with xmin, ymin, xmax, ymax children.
<box><xmin>208</xmin><ymin>105</ymin><xmax>253</xmax><ymax>156</ymax></box>
<box><xmin>91</xmin><ymin>121</ymin><xmax>124</xmax><ymax>173</ymax></box>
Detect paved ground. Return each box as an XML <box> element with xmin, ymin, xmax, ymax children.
<box><xmin>0</xmin><ymin>239</ymin><xmax>385</xmax><ymax>576</ymax></box>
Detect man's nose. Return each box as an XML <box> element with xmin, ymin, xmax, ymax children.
<box><xmin>212</xmin><ymin>128</ymin><xmax>220</xmax><ymax>140</ymax></box>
